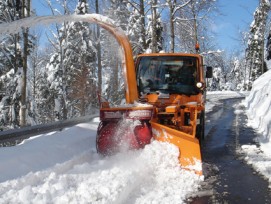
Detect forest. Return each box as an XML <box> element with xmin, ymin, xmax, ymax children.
<box><xmin>0</xmin><ymin>0</ymin><xmax>270</xmax><ymax>129</ymax></box>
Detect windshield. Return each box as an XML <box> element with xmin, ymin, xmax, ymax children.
<box><xmin>136</xmin><ymin>56</ymin><xmax>199</xmax><ymax>96</ymax></box>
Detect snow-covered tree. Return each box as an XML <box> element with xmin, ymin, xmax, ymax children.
<box><xmin>66</xmin><ymin>0</ymin><xmax>97</xmax><ymax>116</ymax></box>
<box><xmin>35</xmin><ymin>68</ymin><xmax>53</xmax><ymax>123</ymax></box>
<box><xmin>227</xmin><ymin>56</ymin><xmax>246</xmax><ymax>91</ymax></box>
<box><xmin>20</xmin><ymin>0</ymin><xmax>33</xmax><ymax>127</ymax></box>
<box><xmin>265</xmin><ymin>1</ymin><xmax>271</xmax><ymax>61</ymax></box>
<box><xmin>127</xmin><ymin>0</ymin><xmax>148</xmax><ymax>55</ymax></box>
<box><xmin>173</xmin><ymin>0</ymin><xmax>218</xmax><ymax>53</ymax></box>
<box><xmin>246</xmin><ymin>0</ymin><xmax>270</xmax><ymax>90</ymax></box>
<box><xmin>94</xmin><ymin>0</ymin><xmax>103</xmax><ymax>96</ymax></box>
<box><xmin>0</xmin><ymin>0</ymin><xmax>36</xmax><ymax>128</ymax></box>
<box><xmin>127</xmin><ymin>0</ymin><xmax>164</xmax><ymax>53</ymax></box>
<box><xmin>146</xmin><ymin>0</ymin><xmax>164</xmax><ymax>52</ymax></box>
<box><xmin>108</xmin><ymin>0</ymin><xmax>130</xmax><ymax>30</ymax></box>
<box><xmin>164</xmin><ymin>0</ymin><xmax>191</xmax><ymax>52</ymax></box>
<box><xmin>46</xmin><ymin>0</ymin><xmax>97</xmax><ymax>119</ymax></box>
<box><xmin>101</xmin><ymin>0</ymin><xmax>130</xmax><ymax>105</ymax></box>
<box><xmin>266</xmin><ymin>26</ymin><xmax>271</xmax><ymax>60</ymax></box>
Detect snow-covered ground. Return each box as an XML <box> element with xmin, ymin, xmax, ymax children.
<box><xmin>0</xmin><ymin>13</ymin><xmax>270</xmax><ymax>203</ymax></box>
<box><xmin>0</xmin><ymin>123</ymin><xmax>203</xmax><ymax>204</ymax></box>
<box><xmin>1</xmin><ymin>83</ymin><xmax>269</xmax><ymax>204</ymax></box>
<box><xmin>0</xmin><ymin>14</ymin><xmax>261</xmax><ymax>203</ymax></box>
<box><xmin>241</xmin><ymin>69</ymin><xmax>271</xmax><ymax>188</ymax></box>
<box><xmin>0</xmin><ymin>90</ymin><xmax>248</xmax><ymax>204</ymax></box>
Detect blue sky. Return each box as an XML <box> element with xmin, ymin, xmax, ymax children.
<box><xmin>214</xmin><ymin>0</ymin><xmax>259</xmax><ymax>51</ymax></box>
<box><xmin>32</xmin><ymin>0</ymin><xmax>259</xmax><ymax>51</ymax></box>
<box><xmin>32</xmin><ymin>1</ymin><xmax>63</xmax><ymax>16</ymax></box>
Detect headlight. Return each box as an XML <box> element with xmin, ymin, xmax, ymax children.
<box><xmin>196</xmin><ymin>82</ymin><xmax>204</xmax><ymax>88</ymax></box>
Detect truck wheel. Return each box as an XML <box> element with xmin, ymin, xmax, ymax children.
<box><xmin>196</xmin><ymin>111</ymin><xmax>205</xmax><ymax>145</ymax></box>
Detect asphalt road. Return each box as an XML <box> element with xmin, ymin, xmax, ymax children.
<box><xmin>190</xmin><ymin>98</ymin><xmax>271</xmax><ymax>203</ymax></box>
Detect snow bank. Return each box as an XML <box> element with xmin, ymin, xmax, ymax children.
<box><xmin>241</xmin><ymin>69</ymin><xmax>271</xmax><ymax>187</ymax></box>
<box><xmin>239</xmin><ymin>145</ymin><xmax>271</xmax><ymax>188</ymax></box>
<box><xmin>0</xmin><ymin>123</ymin><xmax>98</xmax><ymax>183</ymax></box>
<box><xmin>243</xmin><ymin>70</ymin><xmax>271</xmax><ymax>141</ymax></box>
<box><xmin>0</xmin><ymin>123</ymin><xmax>202</xmax><ymax>204</ymax></box>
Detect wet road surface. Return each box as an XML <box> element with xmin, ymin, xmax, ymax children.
<box><xmin>190</xmin><ymin>98</ymin><xmax>271</xmax><ymax>203</ymax></box>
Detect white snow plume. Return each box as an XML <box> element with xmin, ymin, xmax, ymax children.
<box><xmin>0</xmin><ymin>14</ymin><xmax>118</xmax><ymax>35</ymax></box>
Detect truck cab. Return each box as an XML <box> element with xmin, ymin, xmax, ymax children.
<box><xmin>135</xmin><ymin>53</ymin><xmax>207</xmax><ymax>98</ymax></box>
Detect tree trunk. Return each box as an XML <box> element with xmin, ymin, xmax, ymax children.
<box><xmin>169</xmin><ymin>1</ymin><xmax>175</xmax><ymax>52</ymax></box>
<box><xmin>20</xmin><ymin>0</ymin><xmax>30</xmax><ymax>127</ymax></box>
<box><xmin>96</xmin><ymin>0</ymin><xmax>102</xmax><ymax>96</ymax></box>
<box><xmin>151</xmin><ymin>0</ymin><xmax>158</xmax><ymax>52</ymax></box>
<box><xmin>139</xmin><ymin>0</ymin><xmax>147</xmax><ymax>51</ymax></box>
<box><xmin>20</xmin><ymin>31</ymin><xmax>28</xmax><ymax>127</ymax></box>
<box><xmin>191</xmin><ymin>0</ymin><xmax>199</xmax><ymax>53</ymax></box>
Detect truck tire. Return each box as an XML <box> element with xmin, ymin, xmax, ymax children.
<box><xmin>196</xmin><ymin>110</ymin><xmax>205</xmax><ymax>145</ymax></box>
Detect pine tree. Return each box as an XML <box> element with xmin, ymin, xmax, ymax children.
<box><xmin>46</xmin><ymin>53</ymin><xmax>64</xmax><ymax>120</ymax></box>
<box><xmin>127</xmin><ymin>0</ymin><xmax>164</xmax><ymax>53</ymax></box>
<box><xmin>127</xmin><ymin>1</ymin><xmax>147</xmax><ymax>55</ymax></box>
<box><xmin>0</xmin><ymin>0</ymin><xmax>34</xmax><ymax>128</ymax></box>
<box><xmin>94</xmin><ymin>0</ymin><xmax>103</xmax><ymax>97</ymax></box>
<box><xmin>145</xmin><ymin>0</ymin><xmax>164</xmax><ymax>52</ymax></box>
<box><xmin>36</xmin><ymin>69</ymin><xmax>53</xmax><ymax>123</ymax></box>
<box><xmin>102</xmin><ymin>0</ymin><xmax>130</xmax><ymax>105</ymax></box>
<box><xmin>108</xmin><ymin>0</ymin><xmax>130</xmax><ymax>31</ymax></box>
<box><xmin>246</xmin><ymin>0</ymin><xmax>270</xmax><ymax>90</ymax></box>
<box><xmin>266</xmin><ymin>28</ymin><xmax>271</xmax><ymax>59</ymax></box>
<box><xmin>44</xmin><ymin>0</ymin><xmax>71</xmax><ymax>120</ymax></box>
<box><xmin>20</xmin><ymin>0</ymin><xmax>32</xmax><ymax>127</ymax></box>
<box><xmin>46</xmin><ymin>0</ymin><xmax>97</xmax><ymax>119</ymax></box>
<box><xmin>229</xmin><ymin>57</ymin><xmax>243</xmax><ymax>90</ymax></box>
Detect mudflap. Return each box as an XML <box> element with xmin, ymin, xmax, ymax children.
<box><xmin>96</xmin><ymin>121</ymin><xmax>152</xmax><ymax>156</ymax></box>
<box><xmin>150</xmin><ymin>120</ymin><xmax>202</xmax><ymax>175</ymax></box>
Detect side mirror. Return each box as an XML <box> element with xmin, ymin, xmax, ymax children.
<box><xmin>206</xmin><ymin>66</ymin><xmax>213</xmax><ymax>78</ymax></box>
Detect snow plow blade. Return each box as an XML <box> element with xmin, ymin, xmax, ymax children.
<box><xmin>150</xmin><ymin>120</ymin><xmax>202</xmax><ymax>175</ymax></box>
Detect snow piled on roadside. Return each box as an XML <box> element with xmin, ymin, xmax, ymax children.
<box><xmin>243</xmin><ymin>70</ymin><xmax>271</xmax><ymax>141</ymax></box>
<box><xmin>240</xmin><ymin>145</ymin><xmax>271</xmax><ymax>188</ymax></box>
<box><xmin>0</xmin><ymin>123</ymin><xmax>202</xmax><ymax>204</ymax></box>
<box><xmin>241</xmin><ymin>69</ymin><xmax>271</xmax><ymax>188</ymax></box>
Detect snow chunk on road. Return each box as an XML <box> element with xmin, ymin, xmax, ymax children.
<box><xmin>240</xmin><ymin>145</ymin><xmax>271</xmax><ymax>188</ymax></box>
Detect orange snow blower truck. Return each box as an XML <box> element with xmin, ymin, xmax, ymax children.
<box><xmin>92</xmin><ymin>14</ymin><xmax>212</xmax><ymax>175</ymax></box>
